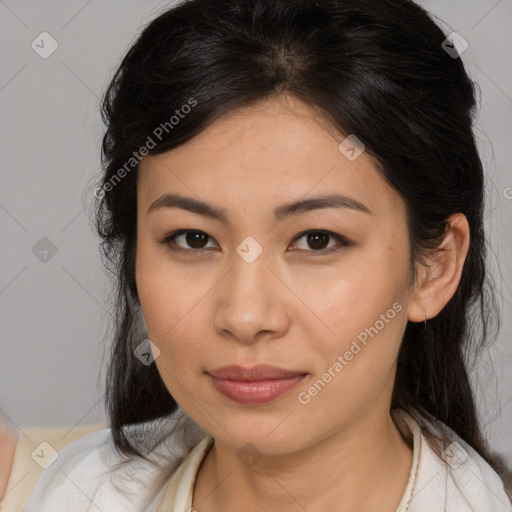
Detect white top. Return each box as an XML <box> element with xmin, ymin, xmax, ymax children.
<box><xmin>23</xmin><ymin>408</ymin><xmax>512</xmax><ymax>512</ymax></box>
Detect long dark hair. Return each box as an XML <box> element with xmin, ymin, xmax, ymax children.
<box><xmin>90</xmin><ymin>0</ymin><xmax>511</xmax><ymax>492</ymax></box>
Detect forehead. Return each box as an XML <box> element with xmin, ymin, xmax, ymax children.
<box><xmin>137</xmin><ymin>94</ymin><xmax>402</xmax><ymax>222</ymax></box>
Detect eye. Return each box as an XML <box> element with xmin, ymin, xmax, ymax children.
<box><xmin>160</xmin><ymin>230</ymin><xmax>218</xmax><ymax>253</ymax></box>
<box><xmin>160</xmin><ymin>229</ymin><xmax>350</xmax><ymax>256</ymax></box>
<box><xmin>289</xmin><ymin>230</ymin><xmax>350</xmax><ymax>255</ymax></box>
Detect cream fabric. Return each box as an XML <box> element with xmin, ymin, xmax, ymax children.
<box><xmin>19</xmin><ymin>408</ymin><xmax>512</xmax><ymax>512</ymax></box>
<box><xmin>0</xmin><ymin>424</ymin><xmax>107</xmax><ymax>512</ymax></box>
<box><xmin>156</xmin><ymin>435</ymin><xmax>213</xmax><ymax>512</ymax></box>
<box><xmin>154</xmin><ymin>409</ymin><xmax>512</xmax><ymax>512</ymax></box>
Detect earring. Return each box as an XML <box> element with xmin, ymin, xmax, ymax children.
<box><xmin>423</xmin><ymin>309</ymin><xmax>427</xmax><ymax>326</ymax></box>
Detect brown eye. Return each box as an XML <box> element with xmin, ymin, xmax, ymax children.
<box><xmin>290</xmin><ymin>230</ymin><xmax>349</xmax><ymax>255</ymax></box>
<box><xmin>306</xmin><ymin>232</ymin><xmax>330</xmax><ymax>250</ymax></box>
<box><xmin>183</xmin><ymin>231</ymin><xmax>209</xmax><ymax>249</ymax></box>
<box><xmin>161</xmin><ymin>230</ymin><xmax>218</xmax><ymax>252</ymax></box>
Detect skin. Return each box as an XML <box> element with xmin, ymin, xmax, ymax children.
<box><xmin>136</xmin><ymin>93</ymin><xmax>470</xmax><ymax>512</ymax></box>
<box><xmin>0</xmin><ymin>422</ymin><xmax>16</xmax><ymax>503</ymax></box>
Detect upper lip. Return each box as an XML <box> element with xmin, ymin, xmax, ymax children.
<box><xmin>208</xmin><ymin>364</ymin><xmax>308</xmax><ymax>381</ymax></box>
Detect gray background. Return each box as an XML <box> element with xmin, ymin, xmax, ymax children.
<box><xmin>1</xmin><ymin>0</ymin><xmax>511</xmax><ymax>466</ymax></box>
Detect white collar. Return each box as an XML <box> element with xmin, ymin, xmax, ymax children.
<box><xmin>23</xmin><ymin>407</ymin><xmax>511</xmax><ymax>511</ymax></box>
<box><xmin>155</xmin><ymin>408</ymin><xmax>511</xmax><ymax>512</ymax></box>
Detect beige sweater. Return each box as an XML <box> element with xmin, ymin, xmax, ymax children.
<box><xmin>9</xmin><ymin>408</ymin><xmax>512</xmax><ymax>512</ymax></box>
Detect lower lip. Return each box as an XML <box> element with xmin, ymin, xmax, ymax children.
<box><xmin>210</xmin><ymin>375</ymin><xmax>307</xmax><ymax>405</ymax></box>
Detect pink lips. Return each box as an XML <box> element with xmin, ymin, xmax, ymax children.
<box><xmin>208</xmin><ymin>364</ymin><xmax>308</xmax><ymax>405</ymax></box>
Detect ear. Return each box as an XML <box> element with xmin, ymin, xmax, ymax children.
<box><xmin>407</xmin><ymin>213</ymin><xmax>470</xmax><ymax>323</ymax></box>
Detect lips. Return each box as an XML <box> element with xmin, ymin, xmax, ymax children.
<box><xmin>207</xmin><ymin>364</ymin><xmax>308</xmax><ymax>405</ymax></box>
<box><xmin>208</xmin><ymin>364</ymin><xmax>307</xmax><ymax>381</ymax></box>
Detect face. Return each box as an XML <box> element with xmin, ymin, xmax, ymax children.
<box><xmin>136</xmin><ymin>94</ymin><xmax>415</xmax><ymax>456</ymax></box>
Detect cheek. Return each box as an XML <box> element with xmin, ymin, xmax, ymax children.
<box><xmin>138</xmin><ymin>273</ymin><xmax>206</xmax><ymax>352</ymax></box>
<box><xmin>300</xmin><ymin>248</ymin><xmax>409</xmax><ymax>349</ymax></box>
<box><xmin>137</xmin><ymin>262</ymin><xmax>209</xmax><ymax>403</ymax></box>
<box><xmin>325</xmin><ymin>251</ymin><xmax>410</xmax><ymax>394</ymax></box>
<box><xmin>136</xmin><ymin>244</ymin><xmax>208</xmax><ymax>364</ymax></box>
<box><xmin>295</xmin><ymin>292</ymin><xmax>407</xmax><ymax>426</ymax></box>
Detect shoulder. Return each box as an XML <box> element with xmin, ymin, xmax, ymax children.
<box><xmin>23</xmin><ymin>409</ymin><xmax>208</xmax><ymax>512</ymax></box>
<box><xmin>396</xmin><ymin>409</ymin><xmax>512</xmax><ymax>512</ymax></box>
<box><xmin>23</xmin><ymin>426</ymin><xmax>116</xmax><ymax>512</ymax></box>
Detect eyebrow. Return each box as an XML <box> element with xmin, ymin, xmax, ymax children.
<box><xmin>147</xmin><ymin>192</ymin><xmax>372</xmax><ymax>223</ymax></box>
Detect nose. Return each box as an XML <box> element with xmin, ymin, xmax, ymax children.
<box><xmin>212</xmin><ymin>248</ymin><xmax>291</xmax><ymax>345</ymax></box>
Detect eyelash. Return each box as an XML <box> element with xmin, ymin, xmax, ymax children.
<box><xmin>159</xmin><ymin>229</ymin><xmax>351</xmax><ymax>256</ymax></box>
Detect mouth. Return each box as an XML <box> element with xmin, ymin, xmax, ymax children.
<box><xmin>207</xmin><ymin>364</ymin><xmax>308</xmax><ymax>405</ymax></box>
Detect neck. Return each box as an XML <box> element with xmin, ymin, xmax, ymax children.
<box><xmin>192</xmin><ymin>406</ymin><xmax>413</xmax><ymax>512</ymax></box>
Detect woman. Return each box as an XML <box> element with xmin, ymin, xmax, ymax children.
<box><xmin>25</xmin><ymin>0</ymin><xmax>512</xmax><ymax>510</ymax></box>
